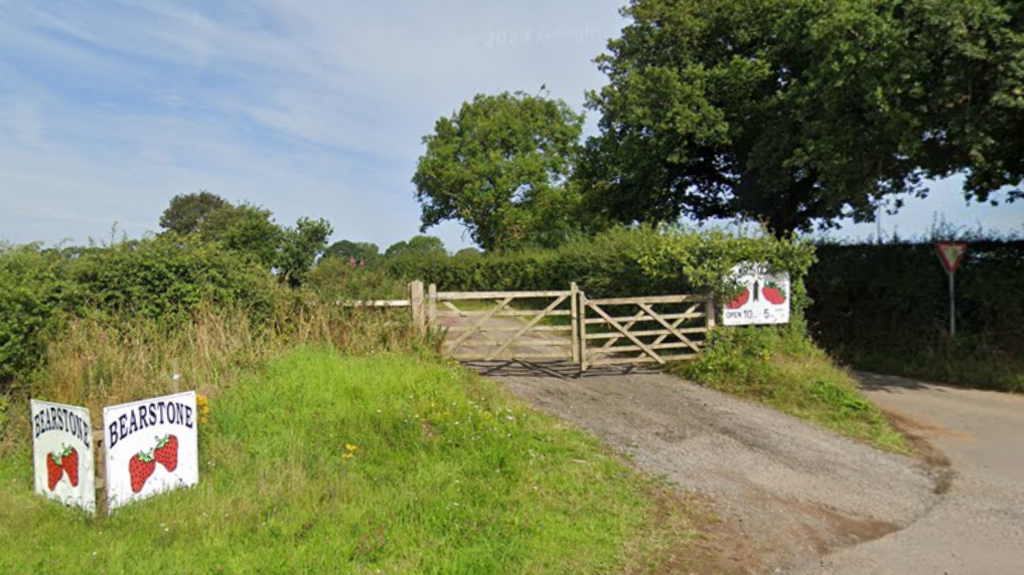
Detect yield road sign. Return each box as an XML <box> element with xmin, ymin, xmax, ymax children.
<box><xmin>935</xmin><ymin>242</ymin><xmax>967</xmax><ymax>275</ymax></box>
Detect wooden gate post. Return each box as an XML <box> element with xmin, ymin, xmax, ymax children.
<box><xmin>427</xmin><ymin>283</ymin><xmax>437</xmax><ymax>329</ymax></box>
<box><xmin>570</xmin><ymin>282</ymin><xmax>580</xmax><ymax>363</ymax></box>
<box><xmin>579</xmin><ymin>292</ymin><xmax>588</xmax><ymax>371</ymax></box>
<box><xmin>93</xmin><ymin>424</ymin><xmax>107</xmax><ymax>516</ymax></box>
<box><xmin>409</xmin><ymin>281</ymin><xmax>426</xmax><ymax>333</ymax></box>
<box><xmin>704</xmin><ymin>296</ymin><xmax>716</xmax><ymax>330</ymax></box>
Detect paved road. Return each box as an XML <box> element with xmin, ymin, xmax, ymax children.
<box><xmin>799</xmin><ymin>373</ymin><xmax>1024</xmax><ymax>575</ymax></box>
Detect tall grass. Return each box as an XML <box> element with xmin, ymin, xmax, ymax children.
<box><xmin>1</xmin><ymin>295</ymin><xmax>432</xmax><ymax>456</ymax></box>
<box><xmin>1</xmin><ymin>346</ymin><xmax>703</xmax><ymax>574</ymax></box>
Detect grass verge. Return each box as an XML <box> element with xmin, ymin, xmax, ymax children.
<box><xmin>671</xmin><ymin>325</ymin><xmax>907</xmax><ymax>452</ymax></box>
<box><xmin>1</xmin><ymin>347</ymin><xmax>704</xmax><ymax>574</ymax></box>
<box><xmin>828</xmin><ymin>338</ymin><xmax>1024</xmax><ymax>394</ymax></box>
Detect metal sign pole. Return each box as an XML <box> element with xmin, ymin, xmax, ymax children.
<box><xmin>948</xmin><ymin>271</ymin><xmax>956</xmax><ymax>338</ymax></box>
<box><xmin>935</xmin><ymin>242</ymin><xmax>966</xmax><ymax>338</ymax></box>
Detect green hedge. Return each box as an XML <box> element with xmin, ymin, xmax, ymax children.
<box><xmin>0</xmin><ymin>236</ymin><xmax>279</xmax><ymax>386</ymax></box>
<box><xmin>387</xmin><ymin>226</ymin><xmax>816</xmax><ymax>306</ymax></box>
<box><xmin>67</xmin><ymin>236</ymin><xmax>277</xmax><ymax>320</ymax></box>
<box><xmin>0</xmin><ymin>245</ymin><xmax>71</xmax><ymax>382</ymax></box>
<box><xmin>805</xmin><ymin>240</ymin><xmax>1024</xmax><ymax>389</ymax></box>
<box><xmin>385</xmin><ymin>228</ymin><xmax>651</xmax><ymax>296</ymax></box>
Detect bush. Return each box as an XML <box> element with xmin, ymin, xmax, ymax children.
<box><xmin>67</xmin><ymin>235</ymin><xmax>278</xmax><ymax>321</ymax></box>
<box><xmin>387</xmin><ymin>225</ymin><xmax>817</xmax><ymax>308</ymax></box>
<box><xmin>0</xmin><ymin>244</ymin><xmax>71</xmax><ymax>383</ymax></box>
<box><xmin>0</xmin><ymin>236</ymin><xmax>282</xmax><ymax>387</ymax></box>
<box><xmin>303</xmin><ymin>258</ymin><xmax>409</xmax><ymax>302</ymax></box>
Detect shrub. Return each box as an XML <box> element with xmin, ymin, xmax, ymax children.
<box><xmin>303</xmin><ymin>258</ymin><xmax>409</xmax><ymax>302</ymax></box>
<box><xmin>0</xmin><ymin>244</ymin><xmax>72</xmax><ymax>383</ymax></box>
<box><xmin>66</xmin><ymin>235</ymin><xmax>278</xmax><ymax>321</ymax></box>
<box><xmin>387</xmin><ymin>225</ymin><xmax>817</xmax><ymax>308</ymax></box>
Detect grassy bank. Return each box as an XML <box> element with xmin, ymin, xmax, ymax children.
<box><xmin>672</xmin><ymin>325</ymin><xmax>906</xmax><ymax>452</ymax></box>
<box><xmin>828</xmin><ymin>340</ymin><xmax>1024</xmax><ymax>394</ymax></box>
<box><xmin>1</xmin><ymin>348</ymin><xmax>704</xmax><ymax>574</ymax></box>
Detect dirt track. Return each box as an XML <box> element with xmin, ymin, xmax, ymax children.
<box><xmin>470</xmin><ymin>361</ymin><xmax>945</xmax><ymax>574</ymax></box>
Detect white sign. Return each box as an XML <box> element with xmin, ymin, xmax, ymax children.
<box><xmin>30</xmin><ymin>399</ymin><xmax>96</xmax><ymax>514</ymax></box>
<box><xmin>103</xmin><ymin>391</ymin><xmax>199</xmax><ymax>512</ymax></box>
<box><xmin>722</xmin><ymin>264</ymin><xmax>791</xmax><ymax>326</ymax></box>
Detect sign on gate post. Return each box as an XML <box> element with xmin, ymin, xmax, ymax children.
<box><xmin>722</xmin><ymin>263</ymin><xmax>791</xmax><ymax>326</ymax></box>
<box><xmin>30</xmin><ymin>399</ymin><xmax>96</xmax><ymax>514</ymax></box>
<box><xmin>935</xmin><ymin>242</ymin><xmax>967</xmax><ymax>337</ymax></box>
<box><xmin>103</xmin><ymin>391</ymin><xmax>199</xmax><ymax>513</ymax></box>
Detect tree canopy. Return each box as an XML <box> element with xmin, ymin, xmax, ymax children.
<box><xmin>158</xmin><ymin>192</ymin><xmax>332</xmax><ymax>286</ymax></box>
<box><xmin>583</xmin><ymin>0</ymin><xmax>1024</xmax><ymax>236</ymax></box>
<box><xmin>412</xmin><ymin>91</ymin><xmax>586</xmax><ymax>251</ymax></box>
<box><xmin>324</xmin><ymin>240</ymin><xmax>381</xmax><ymax>265</ymax></box>
<box><xmin>277</xmin><ymin>217</ymin><xmax>334</xmax><ymax>287</ymax></box>
<box><xmin>384</xmin><ymin>235</ymin><xmax>447</xmax><ymax>260</ymax></box>
<box><xmin>159</xmin><ymin>191</ymin><xmax>231</xmax><ymax>236</ymax></box>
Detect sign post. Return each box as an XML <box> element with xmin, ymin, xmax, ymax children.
<box><xmin>935</xmin><ymin>242</ymin><xmax>967</xmax><ymax>337</ymax></box>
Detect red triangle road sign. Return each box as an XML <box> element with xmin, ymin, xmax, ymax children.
<box><xmin>935</xmin><ymin>242</ymin><xmax>967</xmax><ymax>274</ymax></box>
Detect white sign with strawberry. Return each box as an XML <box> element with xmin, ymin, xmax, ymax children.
<box><xmin>30</xmin><ymin>399</ymin><xmax>96</xmax><ymax>514</ymax></box>
<box><xmin>722</xmin><ymin>263</ymin><xmax>791</xmax><ymax>326</ymax></box>
<box><xmin>103</xmin><ymin>391</ymin><xmax>198</xmax><ymax>513</ymax></box>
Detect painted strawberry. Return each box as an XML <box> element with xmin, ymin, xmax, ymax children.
<box><xmin>727</xmin><ymin>288</ymin><xmax>751</xmax><ymax>309</ymax></box>
<box><xmin>129</xmin><ymin>452</ymin><xmax>156</xmax><ymax>493</ymax></box>
<box><xmin>61</xmin><ymin>446</ymin><xmax>79</xmax><ymax>488</ymax></box>
<box><xmin>46</xmin><ymin>453</ymin><xmax>64</xmax><ymax>491</ymax></box>
<box><xmin>762</xmin><ymin>282</ymin><xmax>787</xmax><ymax>305</ymax></box>
<box><xmin>153</xmin><ymin>435</ymin><xmax>179</xmax><ymax>472</ymax></box>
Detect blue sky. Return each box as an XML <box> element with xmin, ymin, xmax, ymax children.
<box><xmin>1</xmin><ymin>1</ymin><xmax>1020</xmax><ymax>252</ymax></box>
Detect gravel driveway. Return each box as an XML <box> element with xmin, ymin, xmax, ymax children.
<box><xmin>469</xmin><ymin>361</ymin><xmax>945</xmax><ymax>574</ymax></box>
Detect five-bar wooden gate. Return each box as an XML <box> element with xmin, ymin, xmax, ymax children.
<box><xmin>430</xmin><ymin>286</ymin><xmax>579</xmax><ymax>362</ymax></box>
<box><xmin>422</xmin><ymin>283</ymin><xmax>714</xmax><ymax>370</ymax></box>
<box><xmin>578</xmin><ymin>294</ymin><xmax>714</xmax><ymax>370</ymax></box>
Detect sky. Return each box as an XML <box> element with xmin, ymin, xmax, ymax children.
<box><xmin>1</xmin><ymin>0</ymin><xmax>1021</xmax><ymax>252</ymax></box>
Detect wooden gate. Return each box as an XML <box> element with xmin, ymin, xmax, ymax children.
<box><xmin>429</xmin><ymin>286</ymin><xmax>579</xmax><ymax>362</ymax></box>
<box><xmin>578</xmin><ymin>294</ymin><xmax>714</xmax><ymax>370</ymax></box>
<box><xmin>423</xmin><ymin>282</ymin><xmax>714</xmax><ymax>370</ymax></box>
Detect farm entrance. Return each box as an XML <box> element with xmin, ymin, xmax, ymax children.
<box><xmin>419</xmin><ymin>283</ymin><xmax>715</xmax><ymax>371</ymax></box>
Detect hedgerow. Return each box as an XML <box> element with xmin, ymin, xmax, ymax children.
<box><xmin>806</xmin><ymin>239</ymin><xmax>1024</xmax><ymax>391</ymax></box>
<box><xmin>387</xmin><ymin>225</ymin><xmax>816</xmax><ymax>308</ymax></box>
<box><xmin>0</xmin><ymin>244</ymin><xmax>71</xmax><ymax>382</ymax></box>
<box><xmin>0</xmin><ymin>236</ymin><xmax>280</xmax><ymax>388</ymax></box>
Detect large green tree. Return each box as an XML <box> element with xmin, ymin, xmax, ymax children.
<box><xmin>159</xmin><ymin>191</ymin><xmax>232</xmax><ymax>236</ymax></box>
<box><xmin>412</xmin><ymin>91</ymin><xmax>586</xmax><ymax>251</ymax></box>
<box><xmin>584</xmin><ymin>0</ymin><xmax>1024</xmax><ymax>236</ymax></box>
<box><xmin>198</xmin><ymin>203</ymin><xmax>282</xmax><ymax>268</ymax></box>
